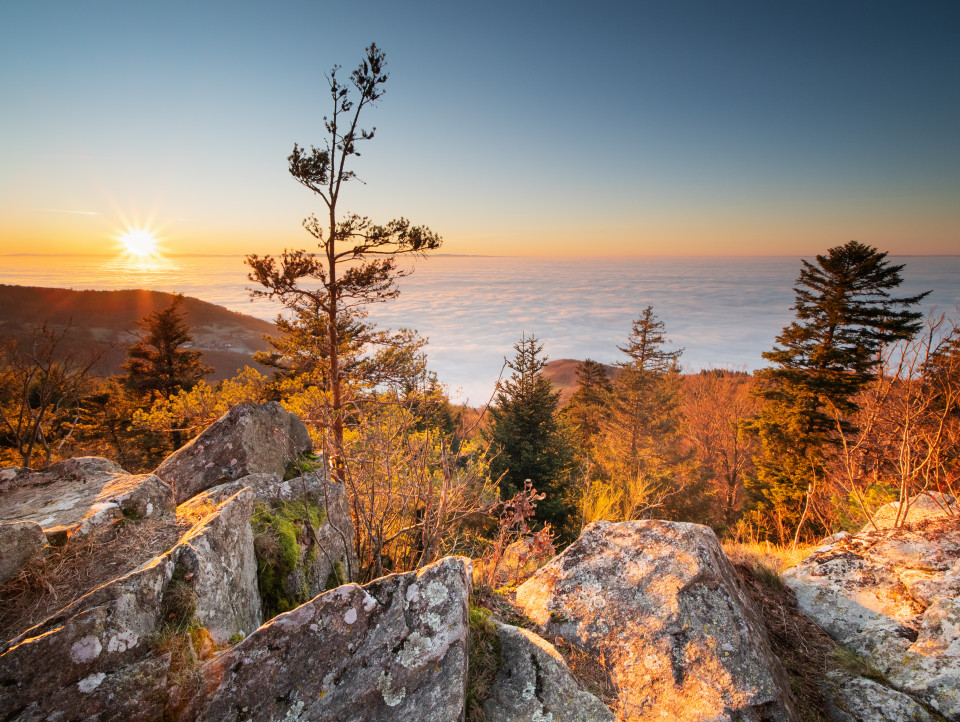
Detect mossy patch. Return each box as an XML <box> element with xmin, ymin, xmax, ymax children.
<box><xmin>325</xmin><ymin>560</ymin><xmax>346</xmax><ymax>591</ymax></box>
<box><xmin>283</xmin><ymin>452</ymin><xmax>325</xmax><ymax>481</ymax></box>
<box><xmin>466</xmin><ymin>606</ymin><xmax>503</xmax><ymax>722</ymax></box>
<box><xmin>252</xmin><ymin>495</ymin><xmax>327</xmax><ymax>619</ymax></box>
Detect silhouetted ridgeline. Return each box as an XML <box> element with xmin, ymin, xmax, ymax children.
<box><xmin>0</xmin><ymin>285</ymin><xmax>276</xmax><ymax>380</ymax></box>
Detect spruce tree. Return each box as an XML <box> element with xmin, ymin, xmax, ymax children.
<box><xmin>487</xmin><ymin>334</ymin><xmax>575</xmax><ymax>536</ymax></box>
<box><xmin>751</xmin><ymin>241</ymin><xmax>929</xmax><ymax>542</ymax></box>
<box><xmin>123</xmin><ymin>294</ymin><xmax>212</xmax><ymax>402</ymax></box>
<box><xmin>562</xmin><ymin>359</ymin><xmax>613</xmax><ymax>454</ymax></box>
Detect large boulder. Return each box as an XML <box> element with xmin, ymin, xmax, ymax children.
<box><xmin>0</xmin><ymin>520</ymin><xmax>47</xmax><ymax>586</ymax></box>
<box><xmin>782</xmin><ymin>517</ymin><xmax>960</xmax><ymax>720</ymax></box>
<box><xmin>187</xmin><ymin>556</ymin><xmax>472</xmax><ymax>721</ymax></box>
<box><xmin>155</xmin><ymin>401</ymin><xmax>312</xmax><ymax>503</ymax></box>
<box><xmin>484</xmin><ymin>620</ymin><xmax>614</xmax><ymax>722</ymax></box>
<box><xmin>0</xmin><ymin>488</ymin><xmax>261</xmax><ymax>720</ymax></box>
<box><xmin>515</xmin><ymin>520</ymin><xmax>799</xmax><ymax>721</ymax></box>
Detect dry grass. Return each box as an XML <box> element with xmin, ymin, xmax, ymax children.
<box><xmin>0</xmin><ymin>516</ymin><xmax>183</xmax><ymax>643</ymax></box>
<box><xmin>723</xmin><ymin>540</ymin><xmax>819</xmax><ymax>579</ymax></box>
<box><xmin>732</xmin><ymin>561</ymin><xmax>838</xmax><ymax>721</ymax></box>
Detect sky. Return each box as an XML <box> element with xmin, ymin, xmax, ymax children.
<box><xmin>1</xmin><ymin>0</ymin><xmax>958</xmax><ymax>257</ymax></box>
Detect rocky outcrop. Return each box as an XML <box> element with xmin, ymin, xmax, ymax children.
<box><xmin>824</xmin><ymin>672</ymin><xmax>939</xmax><ymax>722</ymax></box>
<box><xmin>783</xmin><ymin>517</ymin><xmax>960</xmax><ymax>720</ymax></box>
<box><xmin>0</xmin><ymin>457</ymin><xmax>174</xmax><ymax>548</ymax></box>
<box><xmin>195</xmin><ymin>469</ymin><xmax>356</xmax><ymax>588</ymax></box>
<box><xmin>0</xmin><ymin>488</ymin><xmax>260</xmax><ymax>720</ymax></box>
<box><xmin>484</xmin><ymin>620</ymin><xmax>614</xmax><ymax>722</ymax></box>
<box><xmin>515</xmin><ymin>520</ymin><xmax>799</xmax><ymax>721</ymax></box>
<box><xmin>0</xmin><ymin>521</ymin><xmax>47</xmax><ymax>586</ymax></box>
<box><xmin>155</xmin><ymin>401</ymin><xmax>312</xmax><ymax>503</ymax></box>
<box><xmin>187</xmin><ymin>556</ymin><xmax>472</xmax><ymax>721</ymax></box>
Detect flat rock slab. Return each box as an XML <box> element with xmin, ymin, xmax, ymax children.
<box><xmin>188</xmin><ymin>556</ymin><xmax>472</xmax><ymax>722</ymax></box>
<box><xmin>484</xmin><ymin>621</ymin><xmax>613</xmax><ymax>722</ymax></box>
<box><xmin>824</xmin><ymin>672</ymin><xmax>938</xmax><ymax>722</ymax></box>
<box><xmin>155</xmin><ymin>401</ymin><xmax>312</xmax><ymax>503</ymax></box>
<box><xmin>783</xmin><ymin>517</ymin><xmax>960</xmax><ymax>720</ymax></box>
<box><xmin>516</xmin><ymin>520</ymin><xmax>799</xmax><ymax>721</ymax></box>
<box><xmin>0</xmin><ymin>457</ymin><xmax>125</xmax><ymax>529</ymax></box>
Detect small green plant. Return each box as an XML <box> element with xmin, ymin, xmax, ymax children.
<box><xmin>326</xmin><ymin>560</ymin><xmax>346</xmax><ymax>590</ymax></box>
<box><xmin>466</xmin><ymin>606</ymin><xmax>503</xmax><ymax>722</ymax></box>
<box><xmin>830</xmin><ymin>645</ymin><xmax>886</xmax><ymax>682</ymax></box>
<box><xmin>283</xmin><ymin>452</ymin><xmax>325</xmax><ymax>481</ymax></box>
<box><xmin>228</xmin><ymin>632</ymin><xmax>245</xmax><ymax>645</ymax></box>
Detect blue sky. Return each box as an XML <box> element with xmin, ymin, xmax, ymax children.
<box><xmin>1</xmin><ymin>0</ymin><xmax>958</xmax><ymax>256</ymax></box>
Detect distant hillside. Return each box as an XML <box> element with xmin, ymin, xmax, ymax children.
<box><xmin>0</xmin><ymin>285</ymin><xmax>277</xmax><ymax>381</ymax></box>
<box><xmin>542</xmin><ymin>358</ymin><xmax>617</xmax><ymax>405</ymax></box>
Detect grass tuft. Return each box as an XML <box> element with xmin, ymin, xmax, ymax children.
<box><xmin>466</xmin><ymin>606</ymin><xmax>502</xmax><ymax>722</ymax></box>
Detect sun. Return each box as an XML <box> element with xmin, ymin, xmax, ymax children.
<box><xmin>117</xmin><ymin>227</ymin><xmax>159</xmax><ymax>257</ymax></box>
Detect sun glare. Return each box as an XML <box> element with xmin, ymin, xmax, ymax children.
<box><xmin>117</xmin><ymin>228</ymin><xmax>159</xmax><ymax>257</ymax></box>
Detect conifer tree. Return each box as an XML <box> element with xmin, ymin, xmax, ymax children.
<box><xmin>123</xmin><ymin>295</ymin><xmax>212</xmax><ymax>402</ymax></box>
<box><xmin>590</xmin><ymin>307</ymin><xmax>688</xmax><ymax>520</ymax></box>
<box><xmin>562</xmin><ymin>359</ymin><xmax>613</xmax><ymax>455</ymax></box>
<box><xmin>751</xmin><ymin>241</ymin><xmax>929</xmax><ymax>542</ymax></box>
<box><xmin>487</xmin><ymin>334</ymin><xmax>576</xmax><ymax>536</ymax></box>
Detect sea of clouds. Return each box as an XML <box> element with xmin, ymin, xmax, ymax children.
<box><xmin>2</xmin><ymin>254</ymin><xmax>957</xmax><ymax>404</ymax></box>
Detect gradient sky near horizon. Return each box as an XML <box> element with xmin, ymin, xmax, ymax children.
<box><xmin>1</xmin><ymin>1</ymin><xmax>958</xmax><ymax>257</ymax></box>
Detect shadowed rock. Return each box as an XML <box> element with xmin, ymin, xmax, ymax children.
<box><xmin>824</xmin><ymin>671</ymin><xmax>938</xmax><ymax>722</ymax></box>
<box><xmin>783</xmin><ymin>517</ymin><xmax>960</xmax><ymax>720</ymax></box>
<box><xmin>187</xmin><ymin>556</ymin><xmax>472</xmax><ymax>722</ymax></box>
<box><xmin>515</xmin><ymin>520</ymin><xmax>799</xmax><ymax>721</ymax></box>
<box><xmin>0</xmin><ymin>521</ymin><xmax>47</xmax><ymax>586</ymax></box>
<box><xmin>0</xmin><ymin>489</ymin><xmax>260</xmax><ymax>720</ymax></box>
<box><xmin>193</xmin><ymin>469</ymin><xmax>357</xmax><ymax>588</ymax></box>
<box><xmin>155</xmin><ymin>401</ymin><xmax>312</xmax><ymax>503</ymax></box>
<box><xmin>484</xmin><ymin>620</ymin><xmax>613</xmax><ymax>722</ymax></box>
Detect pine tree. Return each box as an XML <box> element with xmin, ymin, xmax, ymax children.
<box><xmin>562</xmin><ymin>359</ymin><xmax>613</xmax><ymax>455</ymax></box>
<box><xmin>751</xmin><ymin>241</ymin><xmax>929</xmax><ymax>542</ymax></box>
<box><xmin>590</xmin><ymin>307</ymin><xmax>688</xmax><ymax>520</ymax></box>
<box><xmin>123</xmin><ymin>295</ymin><xmax>212</xmax><ymax>402</ymax></box>
<box><xmin>487</xmin><ymin>334</ymin><xmax>576</xmax><ymax>536</ymax></box>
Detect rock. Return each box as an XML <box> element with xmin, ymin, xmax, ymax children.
<box><xmin>515</xmin><ymin>520</ymin><xmax>799</xmax><ymax>721</ymax></box>
<box><xmin>186</xmin><ymin>469</ymin><xmax>357</xmax><ymax>592</ymax></box>
<box><xmin>187</xmin><ymin>556</ymin><xmax>472</xmax><ymax>722</ymax></box>
<box><xmin>0</xmin><ymin>488</ymin><xmax>261</xmax><ymax>719</ymax></box>
<box><xmin>824</xmin><ymin>672</ymin><xmax>938</xmax><ymax>722</ymax></box>
<box><xmin>71</xmin><ymin>473</ymin><xmax>176</xmax><ymax>535</ymax></box>
<box><xmin>782</xmin><ymin>518</ymin><xmax>960</xmax><ymax>719</ymax></box>
<box><xmin>477</xmin><ymin>536</ymin><xmax>554</xmax><ymax>589</ymax></box>
<box><xmin>0</xmin><ymin>521</ymin><xmax>47</xmax><ymax>586</ymax></box>
<box><xmin>484</xmin><ymin>620</ymin><xmax>614</xmax><ymax>722</ymax></box>
<box><xmin>0</xmin><ymin>457</ymin><xmax>126</xmax><ymax>530</ymax></box>
<box><xmin>862</xmin><ymin>492</ymin><xmax>957</xmax><ymax>532</ymax></box>
<box><xmin>176</xmin><ymin>488</ymin><xmax>262</xmax><ymax>645</ymax></box>
<box><xmin>155</xmin><ymin>401</ymin><xmax>312</xmax><ymax>503</ymax></box>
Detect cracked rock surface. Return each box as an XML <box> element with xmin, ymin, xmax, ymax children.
<box><xmin>782</xmin><ymin>517</ymin><xmax>960</xmax><ymax>720</ymax></box>
<box><xmin>187</xmin><ymin>556</ymin><xmax>471</xmax><ymax>722</ymax></box>
<box><xmin>515</xmin><ymin>520</ymin><xmax>799</xmax><ymax>721</ymax></box>
<box><xmin>484</xmin><ymin>620</ymin><xmax>613</xmax><ymax>722</ymax></box>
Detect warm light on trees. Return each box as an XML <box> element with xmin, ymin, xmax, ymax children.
<box><xmin>246</xmin><ymin>44</ymin><xmax>441</xmax><ymax>481</ymax></box>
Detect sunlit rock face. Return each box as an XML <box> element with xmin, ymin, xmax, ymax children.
<box><xmin>783</xmin><ymin>517</ymin><xmax>960</xmax><ymax>720</ymax></box>
<box><xmin>155</xmin><ymin>401</ymin><xmax>312</xmax><ymax>503</ymax></box>
<box><xmin>515</xmin><ymin>520</ymin><xmax>799</xmax><ymax>721</ymax></box>
<box><xmin>861</xmin><ymin>492</ymin><xmax>957</xmax><ymax>532</ymax></box>
<box><xmin>186</xmin><ymin>556</ymin><xmax>472</xmax><ymax>722</ymax></box>
<box><xmin>0</xmin><ymin>456</ymin><xmax>174</xmax><ymax>546</ymax></box>
<box><xmin>484</xmin><ymin>620</ymin><xmax>613</xmax><ymax>722</ymax></box>
<box><xmin>0</xmin><ymin>489</ymin><xmax>260</xmax><ymax>721</ymax></box>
